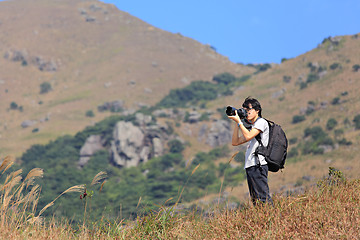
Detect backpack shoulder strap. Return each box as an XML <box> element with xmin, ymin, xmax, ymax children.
<box><xmin>255</xmin><ymin>133</ymin><xmax>263</xmax><ymax>146</ymax></box>
<box><xmin>254</xmin><ymin>117</ymin><xmax>269</xmax><ymax>146</ymax></box>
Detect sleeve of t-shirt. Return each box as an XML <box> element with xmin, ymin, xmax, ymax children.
<box><xmin>253</xmin><ymin>118</ymin><xmax>266</xmax><ymax>133</ymax></box>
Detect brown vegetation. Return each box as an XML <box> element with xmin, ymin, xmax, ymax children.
<box><xmin>0</xmin><ymin>155</ymin><xmax>359</xmax><ymax>239</ymax></box>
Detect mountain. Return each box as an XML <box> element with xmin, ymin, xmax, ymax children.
<box><xmin>1</xmin><ymin>0</ymin><xmax>360</xmax><ymax>220</ymax></box>
<box><xmin>0</xmin><ymin>0</ymin><xmax>252</xmax><ymax>156</ymax></box>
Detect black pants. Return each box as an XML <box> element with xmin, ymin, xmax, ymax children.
<box><xmin>246</xmin><ymin>164</ymin><xmax>272</xmax><ymax>206</ymax></box>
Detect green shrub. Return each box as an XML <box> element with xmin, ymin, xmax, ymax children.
<box><xmin>40</xmin><ymin>82</ymin><xmax>52</xmax><ymax>94</ymax></box>
<box><xmin>157</xmin><ymin>81</ymin><xmax>218</xmax><ymax>108</ymax></box>
<box><xmin>307</xmin><ymin>62</ymin><xmax>317</xmax><ymax>72</ymax></box>
<box><xmin>287</xmin><ymin>147</ymin><xmax>298</xmax><ymax>158</ymax></box>
<box><xmin>254</xmin><ymin>63</ymin><xmax>271</xmax><ymax>74</ymax></box>
<box><xmin>223</xmin><ymin>166</ymin><xmax>245</xmax><ymax>186</ymax></box>
<box><xmin>302</xmin><ymin>141</ymin><xmax>324</xmax><ymax>155</ymax></box>
<box><xmin>352</xmin><ymin>64</ymin><xmax>360</xmax><ymax>72</ymax></box>
<box><xmin>85</xmin><ymin>110</ymin><xmax>95</xmax><ymax>117</ymax></box>
<box><xmin>319</xmin><ymin>137</ymin><xmax>334</xmax><ymax>146</ymax></box>
<box><xmin>10</xmin><ymin>101</ymin><xmax>18</xmax><ymax>110</ymax></box>
<box><xmin>306</xmin><ymin>73</ymin><xmax>319</xmax><ymax>83</ymax></box>
<box><xmin>353</xmin><ymin>114</ymin><xmax>360</xmax><ymax>129</ymax></box>
<box><xmin>326</xmin><ymin>118</ymin><xmax>338</xmax><ymax>130</ymax></box>
<box><xmin>289</xmin><ymin>137</ymin><xmax>298</xmax><ymax>145</ymax></box>
<box><xmin>331</xmin><ymin>97</ymin><xmax>340</xmax><ymax>105</ymax></box>
<box><xmin>212</xmin><ymin>72</ymin><xmax>237</xmax><ymax>85</ymax></box>
<box><xmin>334</xmin><ymin>129</ymin><xmax>344</xmax><ymax>136</ymax></box>
<box><xmin>343</xmin><ymin>118</ymin><xmax>351</xmax><ymax>126</ymax></box>
<box><xmin>329</xmin><ymin>63</ymin><xmax>341</xmax><ymax>70</ymax></box>
<box><xmin>292</xmin><ymin>115</ymin><xmax>305</xmax><ymax>124</ymax></box>
<box><xmin>168</xmin><ymin>139</ymin><xmax>185</xmax><ymax>154</ymax></box>
<box><xmin>234</xmin><ymin>151</ymin><xmax>245</xmax><ymax>163</ymax></box>
<box><xmin>283</xmin><ymin>75</ymin><xmax>291</xmax><ymax>83</ymax></box>
<box><xmin>199</xmin><ymin>112</ymin><xmax>210</xmax><ymax>121</ymax></box>
<box><xmin>304</xmin><ymin>126</ymin><xmax>327</xmax><ymax>141</ymax></box>
<box><xmin>300</xmin><ymin>82</ymin><xmax>307</xmax><ymax>89</ymax></box>
<box><xmin>338</xmin><ymin>138</ymin><xmax>352</xmax><ymax>146</ymax></box>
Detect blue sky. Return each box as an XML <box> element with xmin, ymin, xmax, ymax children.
<box><xmin>102</xmin><ymin>0</ymin><xmax>360</xmax><ymax>64</ymax></box>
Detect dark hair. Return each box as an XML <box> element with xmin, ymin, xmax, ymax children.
<box><xmin>242</xmin><ymin>97</ymin><xmax>262</xmax><ymax>117</ymax></box>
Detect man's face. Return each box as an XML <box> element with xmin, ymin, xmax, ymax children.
<box><xmin>243</xmin><ymin>104</ymin><xmax>258</xmax><ymax>120</ymax></box>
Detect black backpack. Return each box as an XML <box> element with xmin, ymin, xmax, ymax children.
<box><xmin>255</xmin><ymin>119</ymin><xmax>288</xmax><ymax>172</ymax></box>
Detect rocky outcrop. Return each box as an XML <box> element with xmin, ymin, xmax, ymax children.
<box><xmin>4</xmin><ymin>49</ymin><xmax>58</xmax><ymax>71</ymax></box>
<box><xmin>111</xmin><ymin>121</ymin><xmax>145</xmax><ymax>167</ymax></box>
<box><xmin>205</xmin><ymin>120</ymin><xmax>232</xmax><ymax>147</ymax></box>
<box><xmin>77</xmin><ymin>112</ymin><xmax>173</xmax><ymax>168</ymax></box>
<box><xmin>78</xmin><ymin>135</ymin><xmax>104</xmax><ymax>167</ymax></box>
<box><xmin>21</xmin><ymin>120</ymin><xmax>37</xmax><ymax>128</ymax></box>
<box><xmin>110</xmin><ymin>113</ymin><xmax>170</xmax><ymax>168</ymax></box>
<box><xmin>77</xmin><ymin>112</ymin><xmax>232</xmax><ymax>168</ymax></box>
<box><xmin>97</xmin><ymin>100</ymin><xmax>124</xmax><ymax>112</ymax></box>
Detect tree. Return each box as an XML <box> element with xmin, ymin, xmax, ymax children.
<box><xmin>167</xmin><ymin>139</ymin><xmax>185</xmax><ymax>153</ymax></box>
<box><xmin>10</xmin><ymin>101</ymin><xmax>18</xmax><ymax>110</ymax></box>
<box><xmin>212</xmin><ymin>72</ymin><xmax>236</xmax><ymax>85</ymax></box>
<box><xmin>85</xmin><ymin>110</ymin><xmax>95</xmax><ymax>117</ymax></box>
<box><xmin>352</xmin><ymin>64</ymin><xmax>360</xmax><ymax>72</ymax></box>
<box><xmin>353</xmin><ymin>114</ymin><xmax>360</xmax><ymax>129</ymax></box>
<box><xmin>40</xmin><ymin>82</ymin><xmax>52</xmax><ymax>94</ymax></box>
<box><xmin>292</xmin><ymin>115</ymin><xmax>305</xmax><ymax>124</ymax></box>
<box><xmin>326</xmin><ymin>118</ymin><xmax>338</xmax><ymax>130</ymax></box>
<box><xmin>329</xmin><ymin>62</ymin><xmax>341</xmax><ymax>70</ymax></box>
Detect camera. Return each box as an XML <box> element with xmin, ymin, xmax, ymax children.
<box><xmin>226</xmin><ymin>106</ymin><xmax>248</xmax><ymax>119</ymax></box>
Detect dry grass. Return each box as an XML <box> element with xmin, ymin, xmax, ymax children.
<box><xmin>0</xmin><ymin>155</ymin><xmax>359</xmax><ymax>239</ymax></box>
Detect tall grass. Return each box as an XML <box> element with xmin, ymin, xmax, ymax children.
<box><xmin>0</xmin><ymin>155</ymin><xmax>359</xmax><ymax>239</ymax></box>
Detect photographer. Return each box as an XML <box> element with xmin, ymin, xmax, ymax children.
<box><xmin>227</xmin><ymin>97</ymin><xmax>272</xmax><ymax>205</ymax></box>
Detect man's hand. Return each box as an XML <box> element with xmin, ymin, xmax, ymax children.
<box><xmin>227</xmin><ymin>111</ymin><xmax>241</xmax><ymax>124</ymax></box>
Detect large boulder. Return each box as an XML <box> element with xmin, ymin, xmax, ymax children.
<box><xmin>78</xmin><ymin>135</ymin><xmax>104</xmax><ymax>167</ymax></box>
<box><xmin>111</xmin><ymin>121</ymin><xmax>145</xmax><ymax>167</ymax></box>
<box><xmin>110</xmin><ymin>118</ymin><xmax>171</xmax><ymax>168</ymax></box>
<box><xmin>205</xmin><ymin>120</ymin><xmax>232</xmax><ymax>147</ymax></box>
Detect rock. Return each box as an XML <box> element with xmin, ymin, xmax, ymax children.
<box><xmin>109</xmin><ymin>116</ymin><xmax>171</xmax><ymax>168</ymax></box>
<box><xmin>78</xmin><ymin>135</ymin><xmax>104</xmax><ymax>167</ymax></box>
<box><xmin>153</xmin><ymin>109</ymin><xmax>169</xmax><ymax>117</ymax></box>
<box><xmin>111</xmin><ymin>121</ymin><xmax>144</xmax><ymax>167</ymax></box>
<box><xmin>198</xmin><ymin>124</ymin><xmax>208</xmax><ymax>141</ymax></box>
<box><xmin>32</xmin><ymin>56</ymin><xmax>57</xmax><ymax>71</ymax></box>
<box><xmin>205</xmin><ymin>120</ymin><xmax>231</xmax><ymax>147</ymax></box>
<box><xmin>135</xmin><ymin>112</ymin><xmax>152</xmax><ymax>125</ymax></box>
<box><xmin>152</xmin><ymin>137</ymin><xmax>163</xmax><ymax>157</ymax></box>
<box><xmin>85</xmin><ymin>16</ymin><xmax>96</xmax><ymax>22</ymax></box>
<box><xmin>4</xmin><ymin>49</ymin><xmax>28</xmax><ymax>62</ymax></box>
<box><xmin>272</xmin><ymin>88</ymin><xmax>286</xmax><ymax>98</ymax></box>
<box><xmin>188</xmin><ymin>111</ymin><xmax>202</xmax><ymax>123</ymax></box>
<box><xmin>89</xmin><ymin>4</ymin><xmax>103</xmax><ymax>12</ymax></box>
<box><xmin>98</xmin><ymin>100</ymin><xmax>124</xmax><ymax>112</ymax></box>
<box><xmin>320</xmin><ymin>101</ymin><xmax>328</xmax><ymax>109</ymax></box>
<box><xmin>21</xmin><ymin>120</ymin><xmax>37</xmax><ymax>128</ymax></box>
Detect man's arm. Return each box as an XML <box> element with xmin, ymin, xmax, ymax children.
<box><xmin>231</xmin><ymin>124</ymin><xmax>247</xmax><ymax>146</ymax></box>
<box><xmin>238</xmin><ymin>123</ymin><xmax>261</xmax><ymax>142</ymax></box>
<box><xmin>228</xmin><ymin>112</ymin><xmax>261</xmax><ymax>145</ymax></box>
<box><xmin>232</xmin><ymin>123</ymin><xmax>261</xmax><ymax>146</ymax></box>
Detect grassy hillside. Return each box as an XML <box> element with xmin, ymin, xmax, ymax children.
<box><xmin>0</xmin><ymin>0</ymin><xmax>360</xmax><ymax>233</ymax></box>
<box><xmin>0</xmin><ymin>0</ymin><xmax>251</xmax><ymax>156</ymax></box>
<box><xmin>1</xmin><ymin>161</ymin><xmax>359</xmax><ymax>239</ymax></box>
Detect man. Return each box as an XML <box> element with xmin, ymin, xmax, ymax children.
<box><xmin>227</xmin><ymin>97</ymin><xmax>272</xmax><ymax>205</ymax></box>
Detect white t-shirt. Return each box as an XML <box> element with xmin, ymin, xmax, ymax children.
<box><xmin>244</xmin><ymin>118</ymin><xmax>269</xmax><ymax>169</ymax></box>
